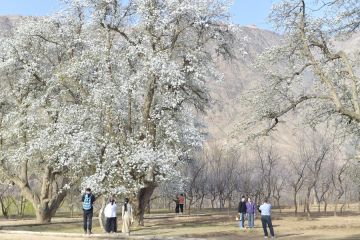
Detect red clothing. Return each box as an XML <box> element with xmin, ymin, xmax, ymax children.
<box><xmin>178</xmin><ymin>196</ymin><xmax>185</xmax><ymax>204</ymax></box>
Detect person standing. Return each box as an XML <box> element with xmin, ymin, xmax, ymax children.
<box><xmin>246</xmin><ymin>197</ymin><xmax>256</xmax><ymax>229</ymax></box>
<box><xmin>104</xmin><ymin>196</ymin><xmax>117</xmax><ymax>233</ymax></box>
<box><xmin>238</xmin><ymin>196</ymin><xmax>247</xmax><ymax>229</ymax></box>
<box><xmin>173</xmin><ymin>195</ymin><xmax>180</xmax><ymax>214</ymax></box>
<box><xmin>82</xmin><ymin>188</ymin><xmax>96</xmax><ymax>235</ymax></box>
<box><xmin>178</xmin><ymin>194</ymin><xmax>185</xmax><ymax>214</ymax></box>
<box><xmin>259</xmin><ymin>198</ymin><xmax>275</xmax><ymax>239</ymax></box>
<box><xmin>122</xmin><ymin>198</ymin><xmax>133</xmax><ymax>236</ymax></box>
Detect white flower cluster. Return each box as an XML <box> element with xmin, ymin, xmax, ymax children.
<box><xmin>0</xmin><ymin>0</ymin><xmax>231</xmax><ymax>198</ymax></box>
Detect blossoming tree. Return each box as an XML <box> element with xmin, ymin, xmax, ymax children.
<box><xmin>238</xmin><ymin>0</ymin><xmax>360</xmax><ymax>139</ymax></box>
<box><xmin>0</xmin><ymin>0</ymin><xmax>232</xmax><ymax>224</ymax></box>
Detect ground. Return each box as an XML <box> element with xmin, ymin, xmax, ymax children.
<box><xmin>0</xmin><ymin>209</ymin><xmax>360</xmax><ymax>240</ymax></box>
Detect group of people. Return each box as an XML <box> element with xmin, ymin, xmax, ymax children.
<box><xmin>81</xmin><ymin>188</ymin><xmax>134</xmax><ymax>236</ymax></box>
<box><xmin>81</xmin><ymin>188</ymin><xmax>275</xmax><ymax>238</ymax></box>
<box><xmin>238</xmin><ymin>196</ymin><xmax>275</xmax><ymax>239</ymax></box>
<box><xmin>173</xmin><ymin>193</ymin><xmax>185</xmax><ymax>214</ymax></box>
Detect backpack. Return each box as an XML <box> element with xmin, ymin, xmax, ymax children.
<box><xmin>83</xmin><ymin>194</ymin><xmax>92</xmax><ymax>210</ymax></box>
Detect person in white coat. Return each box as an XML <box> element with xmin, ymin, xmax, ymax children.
<box><xmin>122</xmin><ymin>198</ymin><xmax>133</xmax><ymax>236</ymax></box>
<box><xmin>104</xmin><ymin>196</ymin><xmax>117</xmax><ymax>233</ymax></box>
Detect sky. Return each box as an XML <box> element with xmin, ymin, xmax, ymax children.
<box><xmin>0</xmin><ymin>0</ymin><xmax>279</xmax><ymax>30</ymax></box>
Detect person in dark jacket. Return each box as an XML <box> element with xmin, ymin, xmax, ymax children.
<box><xmin>173</xmin><ymin>195</ymin><xmax>180</xmax><ymax>214</ymax></box>
<box><xmin>81</xmin><ymin>188</ymin><xmax>96</xmax><ymax>235</ymax></box>
<box><xmin>238</xmin><ymin>195</ymin><xmax>247</xmax><ymax>229</ymax></box>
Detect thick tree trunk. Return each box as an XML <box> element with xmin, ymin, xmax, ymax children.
<box><xmin>98</xmin><ymin>196</ymin><xmax>106</xmax><ymax>232</ymax></box>
<box><xmin>132</xmin><ymin>183</ymin><xmax>156</xmax><ymax>226</ymax></box>
<box><xmin>36</xmin><ymin>207</ymin><xmax>52</xmax><ymax>223</ymax></box>
<box><xmin>35</xmin><ymin>190</ymin><xmax>67</xmax><ymax>223</ymax></box>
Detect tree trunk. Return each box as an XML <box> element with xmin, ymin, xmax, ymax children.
<box><xmin>188</xmin><ymin>198</ymin><xmax>193</xmax><ymax>215</ymax></box>
<box><xmin>334</xmin><ymin>198</ymin><xmax>339</xmax><ymax>217</ymax></box>
<box><xmin>294</xmin><ymin>191</ymin><xmax>298</xmax><ymax>215</ymax></box>
<box><xmin>358</xmin><ymin>190</ymin><xmax>360</xmax><ymax>213</ymax></box>
<box><xmin>5</xmin><ymin>163</ymin><xmax>69</xmax><ymax>223</ymax></box>
<box><xmin>276</xmin><ymin>198</ymin><xmax>281</xmax><ymax>213</ymax></box>
<box><xmin>132</xmin><ymin>183</ymin><xmax>156</xmax><ymax>226</ymax></box>
<box><xmin>0</xmin><ymin>197</ymin><xmax>10</xmax><ymax>219</ymax></box>
<box><xmin>306</xmin><ymin>187</ymin><xmax>312</xmax><ymax>219</ymax></box>
<box><xmin>210</xmin><ymin>196</ymin><xmax>215</xmax><ymax>209</ymax></box>
<box><xmin>98</xmin><ymin>196</ymin><xmax>106</xmax><ymax>232</ymax></box>
<box><xmin>145</xmin><ymin>199</ymin><xmax>151</xmax><ymax>214</ymax></box>
<box><xmin>199</xmin><ymin>194</ymin><xmax>205</xmax><ymax>210</ymax></box>
<box><xmin>340</xmin><ymin>203</ymin><xmax>345</xmax><ymax>213</ymax></box>
<box><xmin>36</xmin><ymin>207</ymin><xmax>52</xmax><ymax>223</ymax></box>
<box><xmin>35</xmin><ymin>190</ymin><xmax>67</xmax><ymax>223</ymax></box>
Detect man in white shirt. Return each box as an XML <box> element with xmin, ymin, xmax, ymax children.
<box><xmin>259</xmin><ymin>198</ymin><xmax>275</xmax><ymax>239</ymax></box>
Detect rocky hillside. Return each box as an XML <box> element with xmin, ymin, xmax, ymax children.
<box><xmin>206</xmin><ymin>26</ymin><xmax>281</xmax><ymax>142</ymax></box>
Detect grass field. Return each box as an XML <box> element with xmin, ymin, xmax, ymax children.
<box><xmin>0</xmin><ymin>207</ymin><xmax>360</xmax><ymax>239</ymax></box>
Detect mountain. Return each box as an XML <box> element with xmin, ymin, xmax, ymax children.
<box><xmin>206</xmin><ymin>26</ymin><xmax>282</xmax><ymax>143</ymax></box>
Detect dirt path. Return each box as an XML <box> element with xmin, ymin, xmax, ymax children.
<box><xmin>0</xmin><ymin>231</ymin><xmax>206</xmax><ymax>240</ymax></box>
<box><xmin>1</xmin><ymin>212</ymin><xmax>360</xmax><ymax>240</ymax></box>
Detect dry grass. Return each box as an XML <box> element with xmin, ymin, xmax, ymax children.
<box><xmin>0</xmin><ymin>209</ymin><xmax>359</xmax><ymax>239</ymax></box>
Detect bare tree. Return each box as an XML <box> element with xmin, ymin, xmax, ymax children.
<box><xmin>332</xmin><ymin>160</ymin><xmax>349</xmax><ymax>216</ymax></box>
<box><xmin>304</xmin><ymin>136</ymin><xmax>331</xmax><ymax>219</ymax></box>
<box><xmin>288</xmin><ymin>145</ymin><xmax>309</xmax><ymax>215</ymax></box>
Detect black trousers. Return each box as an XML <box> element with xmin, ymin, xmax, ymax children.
<box><xmin>175</xmin><ymin>204</ymin><xmax>180</xmax><ymax>213</ymax></box>
<box><xmin>261</xmin><ymin>215</ymin><xmax>275</xmax><ymax>237</ymax></box>
<box><xmin>179</xmin><ymin>204</ymin><xmax>184</xmax><ymax>213</ymax></box>
<box><xmin>83</xmin><ymin>209</ymin><xmax>93</xmax><ymax>232</ymax></box>
<box><xmin>105</xmin><ymin>217</ymin><xmax>117</xmax><ymax>233</ymax></box>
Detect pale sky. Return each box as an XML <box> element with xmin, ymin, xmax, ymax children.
<box><xmin>0</xmin><ymin>0</ymin><xmax>280</xmax><ymax>30</ymax></box>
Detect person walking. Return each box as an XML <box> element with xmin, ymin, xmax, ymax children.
<box><xmin>246</xmin><ymin>197</ymin><xmax>256</xmax><ymax>229</ymax></box>
<box><xmin>104</xmin><ymin>196</ymin><xmax>117</xmax><ymax>233</ymax></box>
<box><xmin>81</xmin><ymin>188</ymin><xmax>96</xmax><ymax>235</ymax></box>
<box><xmin>178</xmin><ymin>194</ymin><xmax>185</xmax><ymax>214</ymax></box>
<box><xmin>259</xmin><ymin>198</ymin><xmax>275</xmax><ymax>239</ymax></box>
<box><xmin>122</xmin><ymin>198</ymin><xmax>133</xmax><ymax>236</ymax></box>
<box><xmin>238</xmin><ymin>196</ymin><xmax>247</xmax><ymax>229</ymax></box>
